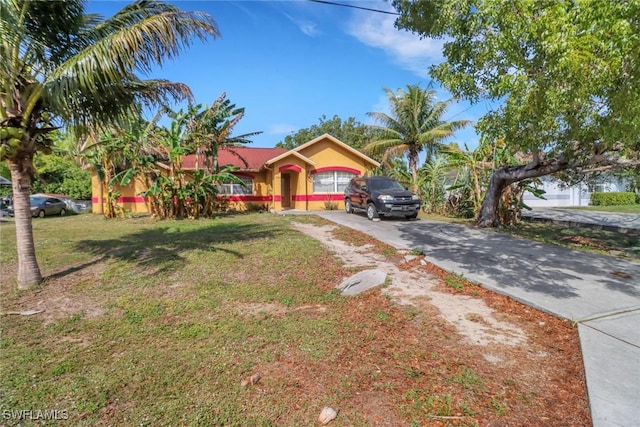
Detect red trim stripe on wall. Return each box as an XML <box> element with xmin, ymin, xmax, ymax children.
<box><xmin>93</xmin><ymin>195</ymin><xmax>279</xmax><ymax>203</ymax></box>
<box><xmin>309</xmin><ymin>166</ymin><xmax>361</xmax><ymax>175</ymax></box>
<box><xmin>292</xmin><ymin>194</ymin><xmax>343</xmax><ymax>202</ymax></box>
<box><xmin>221</xmin><ymin>195</ymin><xmax>277</xmax><ymax>202</ymax></box>
<box><xmin>92</xmin><ymin>196</ymin><xmax>146</xmax><ymax>203</ymax></box>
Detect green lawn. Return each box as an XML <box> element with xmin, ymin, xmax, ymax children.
<box><xmin>0</xmin><ymin>214</ymin><xmax>589</xmax><ymax>426</ymax></box>
<box><xmin>1</xmin><ymin>214</ymin><xmax>357</xmax><ymax>425</ymax></box>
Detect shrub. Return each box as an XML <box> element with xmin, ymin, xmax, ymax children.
<box><xmin>245</xmin><ymin>203</ymin><xmax>267</xmax><ymax>213</ymax></box>
<box><xmin>323</xmin><ymin>200</ymin><xmax>339</xmax><ymax>210</ymax></box>
<box><xmin>590</xmin><ymin>192</ymin><xmax>636</xmax><ymax>206</ymax></box>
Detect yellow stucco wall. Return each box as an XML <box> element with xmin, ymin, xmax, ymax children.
<box><xmin>91</xmin><ymin>175</ymin><xmax>149</xmax><ymax>214</ymax></box>
<box><xmin>223</xmin><ymin>172</ymin><xmax>272</xmax><ymax>212</ymax></box>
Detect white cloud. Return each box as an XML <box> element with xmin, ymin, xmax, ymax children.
<box><xmin>268</xmin><ymin>123</ymin><xmax>298</xmax><ymax>135</ymax></box>
<box><xmin>346</xmin><ymin>6</ymin><xmax>443</xmax><ymax>78</ymax></box>
<box><xmin>284</xmin><ymin>13</ymin><xmax>319</xmax><ymax>37</ymax></box>
<box><xmin>366</xmin><ymin>92</ymin><xmax>392</xmax><ymax>124</ymax></box>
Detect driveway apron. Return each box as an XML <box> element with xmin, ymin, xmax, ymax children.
<box><xmin>315</xmin><ymin>211</ymin><xmax>640</xmax><ymax>427</ymax></box>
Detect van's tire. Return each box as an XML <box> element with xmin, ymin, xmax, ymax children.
<box><xmin>366</xmin><ymin>203</ymin><xmax>379</xmax><ymax>220</ymax></box>
<box><xmin>38</xmin><ymin>210</ymin><xmax>45</xmax><ymax>218</ymax></box>
<box><xmin>60</xmin><ymin>208</ymin><xmax>66</xmax><ymax>216</ymax></box>
<box><xmin>405</xmin><ymin>213</ymin><xmax>418</xmax><ymax>220</ymax></box>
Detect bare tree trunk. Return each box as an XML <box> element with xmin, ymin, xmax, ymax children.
<box><xmin>477</xmin><ymin>171</ymin><xmax>513</xmax><ymax>227</ymax></box>
<box><xmin>477</xmin><ymin>158</ymin><xmax>569</xmax><ymax>228</ymax></box>
<box><xmin>9</xmin><ymin>160</ymin><xmax>42</xmax><ymax>289</ymax></box>
<box><xmin>97</xmin><ymin>177</ymin><xmax>105</xmax><ymax>215</ymax></box>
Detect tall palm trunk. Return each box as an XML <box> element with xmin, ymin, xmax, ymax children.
<box><xmin>9</xmin><ymin>160</ymin><xmax>42</xmax><ymax>288</ymax></box>
<box><xmin>408</xmin><ymin>147</ymin><xmax>419</xmax><ymax>193</ymax></box>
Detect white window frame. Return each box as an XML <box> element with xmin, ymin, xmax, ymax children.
<box><xmin>221</xmin><ymin>176</ymin><xmax>253</xmax><ymax>195</ymax></box>
<box><xmin>312</xmin><ymin>171</ymin><xmax>355</xmax><ymax>193</ymax></box>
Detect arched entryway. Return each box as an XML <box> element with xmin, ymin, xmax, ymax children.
<box><xmin>279</xmin><ymin>164</ymin><xmax>302</xmax><ymax>210</ymax></box>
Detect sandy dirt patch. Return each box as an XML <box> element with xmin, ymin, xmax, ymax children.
<box><xmin>292</xmin><ymin>222</ymin><xmax>527</xmax><ymax>350</ymax></box>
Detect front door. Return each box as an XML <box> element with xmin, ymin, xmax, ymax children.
<box><xmin>281</xmin><ymin>174</ymin><xmax>291</xmax><ymax>208</ymax></box>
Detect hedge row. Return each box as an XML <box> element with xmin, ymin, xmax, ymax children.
<box><xmin>590</xmin><ymin>192</ymin><xmax>637</xmax><ymax>206</ymax></box>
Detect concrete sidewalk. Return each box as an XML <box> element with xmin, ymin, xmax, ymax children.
<box><xmin>314</xmin><ymin>211</ymin><xmax>640</xmax><ymax>427</ymax></box>
<box><xmin>522</xmin><ymin>207</ymin><xmax>640</xmax><ymax>232</ymax></box>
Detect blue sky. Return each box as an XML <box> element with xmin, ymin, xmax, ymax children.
<box><xmin>89</xmin><ymin>0</ymin><xmax>492</xmax><ymax>149</ymax></box>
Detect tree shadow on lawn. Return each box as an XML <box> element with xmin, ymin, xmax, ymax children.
<box><xmin>52</xmin><ymin>222</ymin><xmax>284</xmax><ymax>280</ymax></box>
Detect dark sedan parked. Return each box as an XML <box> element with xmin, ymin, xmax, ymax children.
<box><xmin>344</xmin><ymin>176</ymin><xmax>421</xmax><ymax>220</ymax></box>
<box><xmin>7</xmin><ymin>196</ymin><xmax>68</xmax><ymax>218</ymax></box>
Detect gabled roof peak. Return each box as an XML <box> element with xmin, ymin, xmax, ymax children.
<box><xmin>292</xmin><ymin>133</ymin><xmax>380</xmax><ymax>167</ymax></box>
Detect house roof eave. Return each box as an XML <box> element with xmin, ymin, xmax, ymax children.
<box><xmin>264</xmin><ymin>150</ymin><xmax>315</xmax><ymax>167</ymax></box>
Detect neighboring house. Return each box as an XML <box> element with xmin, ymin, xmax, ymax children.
<box><xmin>91</xmin><ymin>133</ymin><xmax>380</xmax><ymax>214</ymax></box>
<box><xmin>523</xmin><ymin>175</ymin><xmax>630</xmax><ymax>207</ymax></box>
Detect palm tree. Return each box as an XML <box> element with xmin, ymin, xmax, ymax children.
<box><xmin>193</xmin><ymin>93</ymin><xmax>262</xmax><ymax>173</ymax></box>
<box><xmin>363</xmin><ymin>84</ymin><xmax>471</xmax><ymax>192</ymax></box>
<box><xmin>0</xmin><ymin>0</ymin><xmax>219</xmax><ymax>289</ymax></box>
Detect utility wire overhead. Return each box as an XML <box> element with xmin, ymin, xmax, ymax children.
<box><xmin>308</xmin><ymin>0</ymin><xmax>401</xmax><ymax>16</ymax></box>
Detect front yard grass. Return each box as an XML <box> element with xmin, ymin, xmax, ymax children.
<box><xmin>0</xmin><ymin>214</ymin><xmax>589</xmax><ymax>426</ymax></box>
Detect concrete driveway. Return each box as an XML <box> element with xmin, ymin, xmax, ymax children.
<box><xmin>314</xmin><ymin>210</ymin><xmax>640</xmax><ymax>427</ymax></box>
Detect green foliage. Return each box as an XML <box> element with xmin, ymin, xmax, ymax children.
<box><xmin>0</xmin><ymin>162</ymin><xmax>11</xmax><ymax>197</ymax></box>
<box><xmin>392</xmin><ymin>0</ymin><xmax>640</xmax><ymax>179</ymax></box>
<box><xmin>444</xmin><ymin>273</ymin><xmax>465</xmax><ymax>291</ymax></box>
<box><xmin>31</xmin><ymin>154</ymin><xmax>91</xmax><ymax>199</ymax></box>
<box><xmin>418</xmin><ymin>155</ymin><xmax>450</xmax><ymax>213</ymax></box>
<box><xmin>276</xmin><ymin>114</ymin><xmax>372</xmax><ymax>150</ymax></box>
<box><xmin>373</xmin><ymin>158</ymin><xmax>412</xmax><ymax>189</ymax></box>
<box><xmin>451</xmin><ymin>368</ymin><xmax>485</xmax><ymax>391</ymax></box>
<box><xmin>591</xmin><ymin>192</ymin><xmax>637</xmax><ymax>206</ymax></box>
<box><xmin>323</xmin><ymin>200</ymin><xmax>339</xmax><ymax>210</ymax></box>
<box><xmin>2</xmin><ymin>0</ymin><xmax>220</xmax><ymax>287</ymax></box>
<box><xmin>192</xmin><ymin>93</ymin><xmax>262</xmax><ymax>172</ymax></box>
<box><xmin>0</xmin><ymin>163</ymin><xmax>9</xmax><ymax>180</ymax></box>
<box><xmin>364</xmin><ymin>84</ymin><xmax>470</xmax><ymax>192</ymax></box>
<box><xmin>490</xmin><ymin>397</ymin><xmax>508</xmax><ymax>416</ymax></box>
<box><xmin>245</xmin><ymin>203</ymin><xmax>266</xmax><ymax>212</ymax></box>
<box><xmin>1</xmin><ymin>0</ymin><xmax>219</xmax><ymax>163</ymax></box>
<box><xmin>138</xmin><ymin>102</ymin><xmax>256</xmax><ymax>220</ymax></box>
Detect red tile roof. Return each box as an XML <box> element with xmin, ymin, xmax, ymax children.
<box><xmin>181</xmin><ymin>147</ymin><xmax>288</xmax><ymax>171</ymax></box>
